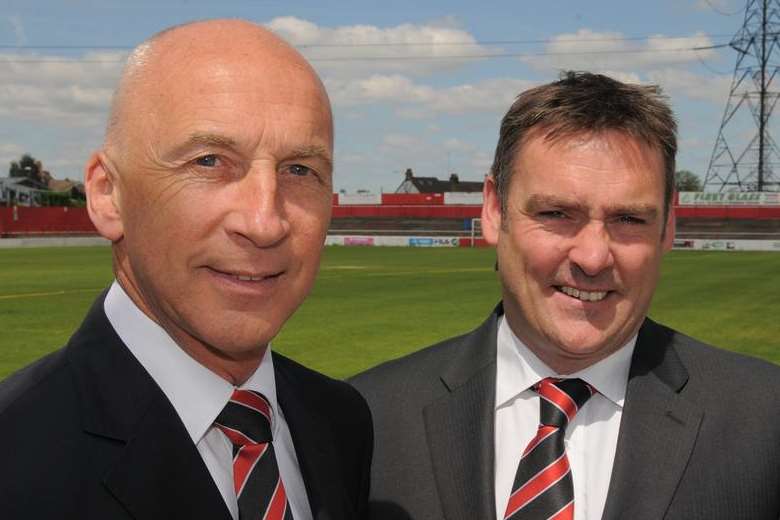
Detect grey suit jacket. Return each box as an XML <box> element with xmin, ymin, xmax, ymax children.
<box><xmin>351</xmin><ymin>304</ymin><xmax>780</xmax><ymax>520</ymax></box>
<box><xmin>0</xmin><ymin>292</ymin><xmax>372</xmax><ymax>519</ymax></box>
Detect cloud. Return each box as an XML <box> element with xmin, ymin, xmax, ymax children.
<box><xmin>336</xmin><ymin>152</ymin><xmax>366</xmax><ymax>165</ymax></box>
<box><xmin>326</xmin><ymin>74</ymin><xmax>535</xmax><ymax>116</ymax></box>
<box><xmin>377</xmin><ymin>133</ymin><xmax>492</xmax><ymax>178</ymax></box>
<box><xmin>522</xmin><ymin>29</ymin><xmax>717</xmax><ymax>72</ymax></box>
<box><xmin>517</xmin><ymin>29</ymin><xmax>731</xmax><ymax>107</ymax></box>
<box><xmin>8</xmin><ymin>15</ymin><xmax>26</xmax><ymax>46</ymax></box>
<box><xmin>443</xmin><ymin>138</ymin><xmax>493</xmax><ymax>172</ymax></box>
<box><xmin>646</xmin><ymin>68</ymin><xmax>731</xmax><ymax>104</ymax></box>
<box><xmin>0</xmin><ymin>51</ymin><xmax>124</xmax><ymax>123</ymax></box>
<box><xmin>0</xmin><ymin>142</ymin><xmax>25</xmax><ymax>168</ymax></box>
<box><xmin>266</xmin><ymin>16</ymin><xmax>493</xmax><ymax>77</ymax></box>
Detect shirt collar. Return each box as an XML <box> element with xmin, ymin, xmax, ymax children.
<box><xmin>103</xmin><ymin>280</ymin><xmax>279</xmax><ymax>444</ymax></box>
<box><xmin>495</xmin><ymin>315</ymin><xmax>636</xmax><ymax>409</ymax></box>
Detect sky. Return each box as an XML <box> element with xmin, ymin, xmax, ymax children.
<box><xmin>0</xmin><ymin>0</ymin><xmax>770</xmax><ymax>193</ymax></box>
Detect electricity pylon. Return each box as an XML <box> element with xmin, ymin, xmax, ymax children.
<box><xmin>704</xmin><ymin>0</ymin><xmax>780</xmax><ymax>192</ymax></box>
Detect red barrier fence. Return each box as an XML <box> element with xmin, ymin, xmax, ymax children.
<box><xmin>332</xmin><ymin>205</ymin><xmax>480</xmax><ymax>218</ymax></box>
<box><xmin>674</xmin><ymin>206</ymin><xmax>780</xmax><ymax>219</ymax></box>
<box><xmin>0</xmin><ymin>206</ymin><xmax>96</xmax><ymax>236</ymax></box>
<box><xmin>2</xmin><ymin>197</ymin><xmax>779</xmax><ymax>236</ymax></box>
<box><xmin>380</xmin><ymin>193</ymin><xmax>445</xmax><ymax>205</ymax></box>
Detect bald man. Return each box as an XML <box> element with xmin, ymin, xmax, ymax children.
<box><xmin>0</xmin><ymin>20</ymin><xmax>371</xmax><ymax>520</ymax></box>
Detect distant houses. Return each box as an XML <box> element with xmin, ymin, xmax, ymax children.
<box><xmin>395</xmin><ymin>168</ymin><xmax>483</xmax><ymax>194</ymax></box>
<box><xmin>0</xmin><ymin>176</ymin><xmax>85</xmax><ymax>207</ymax></box>
<box><xmin>3</xmin><ymin>154</ymin><xmax>86</xmax><ymax>206</ymax></box>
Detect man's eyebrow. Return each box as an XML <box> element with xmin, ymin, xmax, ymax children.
<box><xmin>525</xmin><ymin>194</ymin><xmax>585</xmax><ymax>211</ymax></box>
<box><xmin>606</xmin><ymin>203</ymin><xmax>659</xmax><ymax>218</ymax></box>
<box><xmin>524</xmin><ymin>195</ymin><xmax>659</xmax><ymax>217</ymax></box>
<box><xmin>163</xmin><ymin>133</ymin><xmax>239</xmax><ymax>160</ymax></box>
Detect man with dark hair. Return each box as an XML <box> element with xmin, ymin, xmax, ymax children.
<box><xmin>352</xmin><ymin>71</ymin><xmax>780</xmax><ymax>520</ymax></box>
<box><xmin>0</xmin><ymin>20</ymin><xmax>371</xmax><ymax>519</ymax></box>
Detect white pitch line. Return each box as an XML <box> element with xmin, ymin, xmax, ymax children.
<box><xmin>0</xmin><ymin>288</ymin><xmax>103</xmax><ymax>300</ymax></box>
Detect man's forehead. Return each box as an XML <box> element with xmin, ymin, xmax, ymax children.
<box><xmin>110</xmin><ymin>19</ymin><xmax>328</xmax><ymax>140</ymax></box>
<box><xmin>110</xmin><ymin>31</ymin><xmax>331</xmax><ymax>162</ymax></box>
<box><xmin>511</xmin><ymin>129</ymin><xmax>665</xmax><ymax>182</ymax></box>
<box><xmin>519</xmin><ymin>128</ymin><xmax>659</xmax><ymax>156</ymax></box>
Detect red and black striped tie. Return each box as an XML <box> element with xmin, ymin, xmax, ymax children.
<box><xmin>504</xmin><ymin>378</ymin><xmax>594</xmax><ymax>520</ymax></box>
<box><xmin>215</xmin><ymin>390</ymin><xmax>294</xmax><ymax>520</ymax></box>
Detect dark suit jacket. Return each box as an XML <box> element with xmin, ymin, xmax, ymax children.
<box><xmin>0</xmin><ymin>293</ymin><xmax>372</xmax><ymax>520</ymax></box>
<box><xmin>351</xmin><ymin>304</ymin><xmax>780</xmax><ymax>520</ymax></box>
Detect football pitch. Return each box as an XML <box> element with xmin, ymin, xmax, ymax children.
<box><xmin>1</xmin><ymin>245</ymin><xmax>778</xmax><ymax>380</ymax></box>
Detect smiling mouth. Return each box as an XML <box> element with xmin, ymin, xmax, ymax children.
<box><xmin>235</xmin><ymin>274</ymin><xmax>271</xmax><ymax>282</ymax></box>
<box><xmin>556</xmin><ymin>285</ymin><xmax>609</xmax><ymax>302</ymax></box>
<box><xmin>207</xmin><ymin>267</ymin><xmax>284</xmax><ymax>283</ymax></box>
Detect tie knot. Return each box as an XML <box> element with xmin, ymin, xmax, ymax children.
<box><xmin>535</xmin><ymin>377</ymin><xmax>594</xmax><ymax>428</ymax></box>
<box><xmin>215</xmin><ymin>389</ymin><xmax>274</xmax><ymax>446</ymax></box>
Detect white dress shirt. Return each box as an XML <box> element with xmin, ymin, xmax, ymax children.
<box><xmin>494</xmin><ymin>315</ymin><xmax>636</xmax><ymax>520</ymax></box>
<box><xmin>104</xmin><ymin>281</ymin><xmax>313</xmax><ymax>520</ymax></box>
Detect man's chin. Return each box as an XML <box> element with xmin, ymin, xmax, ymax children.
<box><xmin>550</xmin><ymin>328</ymin><xmax>622</xmax><ymax>361</ymax></box>
<box><xmin>201</xmin><ymin>330</ymin><xmax>275</xmax><ymax>359</ymax></box>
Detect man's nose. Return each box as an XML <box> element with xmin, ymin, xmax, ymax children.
<box><xmin>568</xmin><ymin>220</ymin><xmax>614</xmax><ymax>276</ymax></box>
<box><xmin>225</xmin><ymin>166</ymin><xmax>291</xmax><ymax>248</ymax></box>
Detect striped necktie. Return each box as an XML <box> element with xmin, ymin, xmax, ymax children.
<box><xmin>504</xmin><ymin>378</ymin><xmax>594</xmax><ymax>520</ymax></box>
<box><xmin>215</xmin><ymin>389</ymin><xmax>294</xmax><ymax>520</ymax></box>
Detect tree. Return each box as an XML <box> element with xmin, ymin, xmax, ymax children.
<box><xmin>8</xmin><ymin>153</ymin><xmax>41</xmax><ymax>179</ymax></box>
<box><xmin>9</xmin><ymin>160</ymin><xmax>22</xmax><ymax>177</ymax></box>
<box><xmin>675</xmin><ymin>170</ymin><xmax>702</xmax><ymax>192</ymax></box>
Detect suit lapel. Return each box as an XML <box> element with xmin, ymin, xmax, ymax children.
<box><xmin>275</xmin><ymin>355</ymin><xmax>349</xmax><ymax>520</ymax></box>
<box><xmin>601</xmin><ymin>319</ymin><xmax>703</xmax><ymax>520</ymax></box>
<box><xmin>423</xmin><ymin>307</ymin><xmax>501</xmax><ymax>520</ymax></box>
<box><xmin>101</xmin><ymin>395</ymin><xmax>232</xmax><ymax>520</ymax></box>
<box><xmin>68</xmin><ymin>294</ymin><xmax>231</xmax><ymax>520</ymax></box>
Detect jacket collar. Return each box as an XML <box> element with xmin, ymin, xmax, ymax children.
<box><xmin>274</xmin><ymin>353</ymin><xmax>355</xmax><ymax>520</ymax></box>
<box><xmin>423</xmin><ymin>303</ymin><xmax>502</xmax><ymax>520</ymax></box>
<box><xmin>601</xmin><ymin>318</ymin><xmax>702</xmax><ymax>520</ymax></box>
<box><xmin>66</xmin><ymin>292</ymin><xmax>232</xmax><ymax>519</ymax></box>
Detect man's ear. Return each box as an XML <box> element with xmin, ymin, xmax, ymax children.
<box><xmin>481</xmin><ymin>174</ymin><xmax>502</xmax><ymax>246</ymax></box>
<box><xmin>84</xmin><ymin>152</ymin><xmax>124</xmax><ymax>242</ymax></box>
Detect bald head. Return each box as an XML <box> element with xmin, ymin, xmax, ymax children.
<box><xmin>105</xmin><ymin>19</ymin><xmax>330</xmax><ymax>155</ymax></box>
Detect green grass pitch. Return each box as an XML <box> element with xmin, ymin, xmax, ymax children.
<box><xmin>1</xmin><ymin>245</ymin><xmax>778</xmax><ymax>380</ymax></box>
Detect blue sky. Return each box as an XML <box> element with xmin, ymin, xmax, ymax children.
<box><xmin>0</xmin><ymin>0</ymin><xmax>763</xmax><ymax>193</ymax></box>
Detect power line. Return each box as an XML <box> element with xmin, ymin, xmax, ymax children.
<box><xmin>0</xmin><ymin>43</ymin><xmax>732</xmax><ymax>64</ymax></box>
<box><xmin>312</xmin><ymin>44</ymin><xmax>729</xmax><ymax>61</ymax></box>
<box><xmin>298</xmin><ymin>34</ymin><xmax>734</xmax><ymax>48</ymax></box>
<box><xmin>0</xmin><ymin>32</ymin><xmax>736</xmax><ymax>51</ymax></box>
<box><xmin>703</xmin><ymin>0</ymin><xmax>744</xmax><ymax>16</ymax></box>
<box><xmin>694</xmin><ymin>50</ymin><xmax>732</xmax><ymax>74</ymax></box>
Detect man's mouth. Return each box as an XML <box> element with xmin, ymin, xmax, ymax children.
<box><xmin>556</xmin><ymin>285</ymin><xmax>609</xmax><ymax>302</ymax></box>
<box><xmin>235</xmin><ymin>273</ymin><xmax>270</xmax><ymax>282</ymax></box>
<box><xmin>207</xmin><ymin>267</ymin><xmax>283</xmax><ymax>282</ymax></box>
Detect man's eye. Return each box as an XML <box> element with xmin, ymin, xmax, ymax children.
<box><xmin>195</xmin><ymin>154</ymin><xmax>219</xmax><ymax>167</ymax></box>
<box><xmin>617</xmin><ymin>215</ymin><xmax>646</xmax><ymax>225</ymax></box>
<box><xmin>538</xmin><ymin>210</ymin><xmax>566</xmax><ymax>219</ymax></box>
<box><xmin>287</xmin><ymin>164</ymin><xmax>313</xmax><ymax>177</ymax></box>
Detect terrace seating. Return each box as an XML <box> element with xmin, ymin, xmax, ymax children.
<box><xmin>676</xmin><ymin>217</ymin><xmax>780</xmax><ymax>240</ymax></box>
